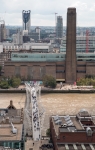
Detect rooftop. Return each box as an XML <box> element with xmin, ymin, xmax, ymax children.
<box><xmin>0</xmin><ymin>100</ymin><xmax>23</xmax><ymax>124</ymax></box>
<box><xmin>0</xmin><ymin>123</ymin><xmax>22</xmax><ymax>141</ymax></box>
<box><xmin>52</xmin><ymin>110</ymin><xmax>95</xmax><ymax>136</ymax></box>
<box><xmin>0</xmin><ymin>100</ymin><xmax>23</xmax><ymax>141</ymax></box>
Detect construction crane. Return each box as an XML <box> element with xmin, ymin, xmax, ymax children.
<box><xmin>86</xmin><ymin>30</ymin><xmax>89</xmax><ymax>53</ymax></box>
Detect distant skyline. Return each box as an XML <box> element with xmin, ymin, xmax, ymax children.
<box><xmin>0</xmin><ymin>0</ymin><xmax>95</xmax><ymax>27</ymax></box>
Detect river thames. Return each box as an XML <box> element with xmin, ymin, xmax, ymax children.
<box><xmin>1</xmin><ymin>93</ymin><xmax>95</xmax><ymax>135</ymax></box>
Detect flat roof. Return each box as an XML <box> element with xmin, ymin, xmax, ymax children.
<box><xmin>52</xmin><ymin>114</ymin><xmax>95</xmax><ymax>136</ymax></box>
<box><xmin>52</xmin><ymin>115</ymin><xmax>83</xmax><ymax>135</ymax></box>
<box><xmin>0</xmin><ymin>124</ymin><xmax>22</xmax><ymax>141</ymax></box>
<box><xmin>0</xmin><ymin>109</ymin><xmax>22</xmax><ymax>124</ymax></box>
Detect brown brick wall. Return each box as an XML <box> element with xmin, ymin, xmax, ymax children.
<box><xmin>4</xmin><ymin>60</ymin><xmax>95</xmax><ymax>81</ymax></box>
<box><xmin>20</xmin><ymin>66</ymin><xmax>28</xmax><ymax>79</ymax></box>
<box><xmin>77</xmin><ymin>73</ymin><xmax>86</xmax><ymax>79</ymax></box>
<box><xmin>56</xmin><ymin>73</ymin><xmax>65</xmax><ymax>79</ymax></box>
<box><xmin>50</xmin><ymin>118</ymin><xmax>58</xmax><ymax>150</ymax></box>
<box><xmin>58</xmin><ymin>131</ymin><xmax>95</xmax><ymax>143</ymax></box>
<box><xmin>66</xmin><ymin>8</ymin><xmax>76</xmax><ymax>83</ymax></box>
<box><xmin>86</xmin><ymin>62</ymin><xmax>95</xmax><ymax>75</ymax></box>
<box><xmin>4</xmin><ymin>61</ymin><xmax>60</xmax><ymax>80</ymax></box>
<box><xmin>50</xmin><ymin>118</ymin><xmax>95</xmax><ymax>150</ymax></box>
<box><xmin>4</xmin><ymin>66</ymin><xmax>15</xmax><ymax>77</ymax></box>
<box><xmin>45</xmin><ymin>65</ymin><xmax>56</xmax><ymax>78</ymax></box>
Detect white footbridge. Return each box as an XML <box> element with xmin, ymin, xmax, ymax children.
<box><xmin>24</xmin><ymin>82</ymin><xmax>44</xmax><ymax>141</ymax></box>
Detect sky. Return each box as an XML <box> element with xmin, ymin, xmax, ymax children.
<box><xmin>0</xmin><ymin>0</ymin><xmax>95</xmax><ymax>26</ymax></box>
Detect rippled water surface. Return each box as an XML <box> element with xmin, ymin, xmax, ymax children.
<box><xmin>1</xmin><ymin>93</ymin><xmax>95</xmax><ymax>135</ymax></box>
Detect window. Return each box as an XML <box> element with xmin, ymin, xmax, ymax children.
<box><xmin>77</xmin><ymin>70</ymin><xmax>86</xmax><ymax>73</ymax></box>
<box><xmin>63</xmin><ymin>136</ymin><xmax>65</xmax><ymax>139</ymax></box>
<box><xmin>56</xmin><ymin>70</ymin><xmax>65</xmax><ymax>73</ymax></box>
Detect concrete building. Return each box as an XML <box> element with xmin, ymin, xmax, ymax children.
<box><xmin>29</xmin><ymin>32</ymin><xmax>39</xmax><ymax>42</ymax></box>
<box><xmin>60</xmin><ymin>36</ymin><xmax>95</xmax><ymax>53</ymax></box>
<box><xmin>56</xmin><ymin>16</ymin><xmax>63</xmax><ymax>38</ymax></box>
<box><xmin>0</xmin><ymin>24</ymin><xmax>6</xmax><ymax>42</ymax></box>
<box><xmin>12</xmin><ymin>29</ymin><xmax>23</xmax><ymax>45</ymax></box>
<box><xmin>6</xmin><ymin>28</ymin><xmax>9</xmax><ymax>38</ymax></box>
<box><xmin>35</xmin><ymin>27</ymin><xmax>41</xmax><ymax>40</ymax></box>
<box><xmin>0</xmin><ymin>100</ymin><xmax>24</xmax><ymax>149</ymax></box>
<box><xmin>0</xmin><ymin>42</ymin><xmax>53</xmax><ymax>69</ymax></box>
<box><xmin>22</xmin><ymin>10</ymin><xmax>31</xmax><ymax>33</ymax></box>
<box><xmin>50</xmin><ymin>110</ymin><xmax>95</xmax><ymax>150</ymax></box>
<box><xmin>2</xmin><ymin>42</ymin><xmax>53</xmax><ymax>53</ymax></box>
<box><xmin>66</xmin><ymin>8</ymin><xmax>76</xmax><ymax>83</ymax></box>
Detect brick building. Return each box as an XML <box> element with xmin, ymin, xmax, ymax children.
<box><xmin>3</xmin><ymin>7</ymin><xmax>95</xmax><ymax>83</ymax></box>
<box><xmin>4</xmin><ymin>51</ymin><xmax>95</xmax><ymax>83</ymax></box>
<box><xmin>4</xmin><ymin>53</ymin><xmax>65</xmax><ymax>81</ymax></box>
<box><xmin>0</xmin><ymin>100</ymin><xmax>24</xmax><ymax>149</ymax></box>
<box><xmin>50</xmin><ymin>110</ymin><xmax>95</xmax><ymax>150</ymax></box>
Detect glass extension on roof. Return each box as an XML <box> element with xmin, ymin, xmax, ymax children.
<box><xmin>11</xmin><ymin>53</ymin><xmax>65</xmax><ymax>62</ymax></box>
<box><xmin>77</xmin><ymin>53</ymin><xmax>95</xmax><ymax>61</ymax></box>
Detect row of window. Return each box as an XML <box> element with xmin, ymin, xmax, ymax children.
<box><xmin>77</xmin><ymin>56</ymin><xmax>95</xmax><ymax>58</ymax></box>
<box><xmin>12</xmin><ymin>55</ymin><xmax>65</xmax><ymax>59</ymax></box>
<box><xmin>56</xmin><ymin>70</ymin><xmax>65</xmax><ymax>73</ymax></box>
<box><xmin>77</xmin><ymin>70</ymin><xmax>86</xmax><ymax>73</ymax></box>
<box><xmin>77</xmin><ymin>59</ymin><xmax>95</xmax><ymax>61</ymax></box>
<box><xmin>56</xmin><ymin>70</ymin><xmax>86</xmax><ymax>73</ymax></box>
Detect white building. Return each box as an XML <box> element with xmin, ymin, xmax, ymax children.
<box><xmin>1</xmin><ymin>42</ymin><xmax>53</xmax><ymax>53</ymax></box>
<box><xmin>12</xmin><ymin>29</ymin><xmax>23</xmax><ymax>45</ymax></box>
<box><xmin>60</xmin><ymin>36</ymin><xmax>95</xmax><ymax>53</ymax></box>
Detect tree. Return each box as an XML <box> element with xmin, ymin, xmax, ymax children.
<box><xmin>76</xmin><ymin>77</ymin><xmax>95</xmax><ymax>86</ymax></box>
<box><xmin>11</xmin><ymin>77</ymin><xmax>21</xmax><ymax>88</ymax></box>
<box><xmin>0</xmin><ymin>80</ymin><xmax>9</xmax><ymax>89</ymax></box>
<box><xmin>0</xmin><ymin>66</ymin><xmax>2</xmax><ymax>76</ymax></box>
<box><xmin>43</xmin><ymin>75</ymin><xmax>56</xmax><ymax>88</ymax></box>
<box><xmin>46</xmin><ymin>128</ymin><xmax>50</xmax><ymax>137</ymax></box>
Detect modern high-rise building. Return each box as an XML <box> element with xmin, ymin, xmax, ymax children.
<box><xmin>22</xmin><ymin>10</ymin><xmax>31</xmax><ymax>33</ymax></box>
<box><xmin>0</xmin><ymin>26</ymin><xmax>1</xmax><ymax>42</ymax></box>
<box><xmin>0</xmin><ymin>24</ymin><xmax>6</xmax><ymax>42</ymax></box>
<box><xmin>56</xmin><ymin>16</ymin><xmax>63</xmax><ymax>38</ymax></box>
<box><xmin>35</xmin><ymin>27</ymin><xmax>41</xmax><ymax>40</ymax></box>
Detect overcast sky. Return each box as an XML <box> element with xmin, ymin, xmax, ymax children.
<box><xmin>0</xmin><ymin>0</ymin><xmax>95</xmax><ymax>26</ymax></box>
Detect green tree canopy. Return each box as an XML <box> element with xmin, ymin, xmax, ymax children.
<box><xmin>11</xmin><ymin>77</ymin><xmax>21</xmax><ymax>88</ymax></box>
<box><xmin>46</xmin><ymin>128</ymin><xmax>50</xmax><ymax>137</ymax></box>
<box><xmin>43</xmin><ymin>75</ymin><xmax>56</xmax><ymax>88</ymax></box>
<box><xmin>0</xmin><ymin>66</ymin><xmax>2</xmax><ymax>76</ymax></box>
<box><xmin>0</xmin><ymin>80</ymin><xmax>9</xmax><ymax>89</ymax></box>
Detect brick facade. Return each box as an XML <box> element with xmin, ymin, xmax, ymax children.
<box><xmin>4</xmin><ymin>61</ymin><xmax>61</xmax><ymax>80</ymax></box>
<box><xmin>66</xmin><ymin>8</ymin><xmax>76</xmax><ymax>83</ymax></box>
<box><xmin>4</xmin><ymin>60</ymin><xmax>95</xmax><ymax>81</ymax></box>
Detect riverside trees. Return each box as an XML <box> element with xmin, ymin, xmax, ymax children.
<box><xmin>43</xmin><ymin>75</ymin><xmax>56</xmax><ymax>88</ymax></box>
<box><xmin>0</xmin><ymin>77</ymin><xmax>21</xmax><ymax>89</ymax></box>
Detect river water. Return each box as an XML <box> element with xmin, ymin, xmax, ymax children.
<box><xmin>1</xmin><ymin>93</ymin><xmax>95</xmax><ymax>135</ymax></box>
